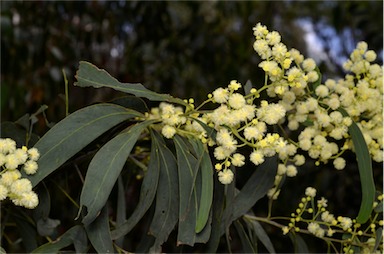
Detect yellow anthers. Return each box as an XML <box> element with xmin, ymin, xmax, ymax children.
<box><xmin>228</xmin><ymin>80</ymin><xmax>241</xmax><ymax>91</ymax></box>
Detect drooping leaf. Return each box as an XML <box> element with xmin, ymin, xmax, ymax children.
<box><xmin>374</xmin><ymin>227</ymin><xmax>383</xmax><ymax>252</ymax></box>
<box><xmin>115</xmin><ymin>175</ymin><xmax>126</xmax><ymax>247</ymax></box>
<box><xmin>32</xmin><ymin>225</ymin><xmax>86</xmax><ymax>253</ymax></box>
<box><xmin>234</xmin><ymin>220</ymin><xmax>257</xmax><ymax>253</ymax></box>
<box><xmin>14</xmin><ymin>214</ymin><xmax>38</xmax><ymax>252</ymax></box>
<box><xmin>75</xmin><ymin>61</ymin><xmax>187</xmax><ymax>106</ymax></box>
<box><xmin>246</xmin><ymin>218</ymin><xmax>276</xmax><ymax>253</ymax></box>
<box><xmin>149</xmin><ymin>130</ymin><xmax>179</xmax><ymax>252</ymax></box>
<box><xmin>29</xmin><ymin>103</ymin><xmax>141</xmax><ymax>187</ymax></box>
<box><xmin>221</xmin><ymin>167</ymin><xmax>237</xmax><ymax>235</ymax></box>
<box><xmin>289</xmin><ymin>232</ymin><xmax>309</xmax><ymax>253</ymax></box>
<box><xmin>174</xmin><ymin>135</ymin><xmax>199</xmax><ymax>246</ymax></box>
<box><xmin>80</xmin><ymin>120</ymin><xmax>153</xmax><ymax>226</ymax></box>
<box><xmin>85</xmin><ymin>205</ymin><xmax>114</xmax><ymax>253</ymax></box>
<box><xmin>206</xmin><ymin>177</ymin><xmax>225</xmax><ymax>253</ymax></box>
<box><xmin>339</xmin><ymin>108</ymin><xmax>375</xmax><ymax>223</ymax></box>
<box><xmin>191</xmin><ymin>140</ymin><xmax>213</xmax><ymax>234</ymax></box>
<box><xmin>228</xmin><ymin>156</ymin><xmax>277</xmax><ymax>226</ymax></box>
<box><xmin>110</xmin><ymin>129</ymin><xmax>160</xmax><ymax>240</ymax></box>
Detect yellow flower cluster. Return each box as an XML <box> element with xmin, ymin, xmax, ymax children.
<box><xmin>0</xmin><ymin>138</ymin><xmax>40</xmax><ymax>209</ymax></box>
<box><xmin>146</xmin><ymin>23</ymin><xmax>382</xmax><ymax>187</ymax></box>
<box><xmin>282</xmin><ymin>188</ymin><xmax>383</xmax><ymax>254</ymax></box>
<box><xmin>250</xmin><ymin>23</ymin><xmax>382</xmax><ymax>197</ymax></box>
<box><xmin>146</xmin><ymin>81</ymin><xmax>288</xmax><ymax>185</ymax></box>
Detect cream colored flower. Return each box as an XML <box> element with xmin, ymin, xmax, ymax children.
<box><xmin>218</xmin><ymin>169</ymin><xmax>234</xmax><ymax>184</ymax></box>
<box><xmin>161</xmin><ymin>125</ymin><xmax>176</xmax><ymax>139</ymax></box>
<box><xmin>305</xmin><ymin>187</ymin><xmax>317</xmax><ymax>198</ymax></box>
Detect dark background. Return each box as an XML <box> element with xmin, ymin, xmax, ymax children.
<box><xmin>2</xmin><ymin>1</ymin><xmax>382</xmax><ymax>129</ymax></box>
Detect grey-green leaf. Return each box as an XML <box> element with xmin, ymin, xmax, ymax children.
<box><xmin>32</xmin><ymin>225</ymin><xmax>86</xmax><ymax>253</ymax></box>
<box><xmin>248</xmin><ymin>219</ymin><xmax>276</xmax><ymax>253</ymax></box>
<box><xmin>29</xmin><ymin>103</ymin><xmax>141</xmax><ymax>187</ymax></box>
<box><xmin>149</xmin><ymin>130</ymin><xmax>179</xmax><ymax>252</ymax></box>
<box><xmin>174</xmin><ymin>135</ymin><xmax>199</xmax><ymax>246</ymax></box>
<box><xmin>75</xmin><ymin>61</ymin><xmax>187</xmax><ymax>105</ymax></box>
<box><xmin>80</xmin><ymin>121</ymin><xmax>153</xmax><ymax>226</ymax></box>
<box><xmin>289</xmin><ymin>232</ymin><xmax>309</xmax><ymax>253</ymax></box>
<box><xmin>192</xmin><ymin>140</ymin><xmax>213</xmax><ymax>234</ymax></box>
<box><xmin>234</xmin><ymin>220</ymin><xmax>257</xmax><ymax>253</ymax></box>
<box><xmin>231</xmin><ymin>156</ymin><xmax>277</xmax><ymax>222</ymax></box>
<box><xmin>86</xmin><ymin>205</ymin><xmax>114</xmax><ymax>253</ymax></box>
<box><xmin>110</xmin><ymin>129</ymin><xmax>160</xmax><ymax>240</ymax></box>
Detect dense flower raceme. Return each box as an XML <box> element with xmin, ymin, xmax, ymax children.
<box><xmin>0</xmin><ymin>138</ymin><xmax>40</xmax><ymax>209</ymax></box>
<box><xmin>145</xmin><ymin>23</ymin><xmax>382</xmax><ymax>187</ymax></box>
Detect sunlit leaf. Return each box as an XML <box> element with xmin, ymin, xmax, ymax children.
<box><xmin>29</xmin><ymin>103</ymin><xmax>141</xmax><ymax>187</ymax></box>
<box><xmin>80</xmin><ymin>121</ymin><xmax>153</xmax><ymax>226</ymax></box>
<box><xmin>75</xmin><ymin>61</ymin><xmax>187</xmax><ymax>106</ymax></box>
<box><xmin>149</xmin><ymin>130</ymin><xmax>179</xmax><ymax>252</ymax></box>
<box><xmin>86</xmin><ymin>205</ymin><xmax>114</xmax><ymax>253</ymax></box>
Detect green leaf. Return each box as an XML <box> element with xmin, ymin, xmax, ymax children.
<box><xmin>29</xmin><ymin>103</ymin><xmax>141</xmax><ymax>187</ymax></box>
<box><xmin>244</xmin><ymin>80</ymin><xmax>253</xmax><ymax>96</ymax></box>
<box><xmin>86</xmin><ymin>205</ymin><xmax>114</xmax><ymax>253</ymax></box>
<box><xmin>374</xmin><ymin>227</ymin><xmax>383</xmax><ymax>252</ymax></box>
<box><xmin>247</xmin><ymin>219</ymin><xmax>276</xmax><ymax>253</ymax></box>
<box><xmin>75</xmin><ymin>61</ymin><xmax>187</xmax><ymax>105</ymax></box>
<box><xmin>234</xmin><ymin>220</ymin><xmax>257</xmax><ymax>253</ymax></box>
<box><xmin>174</xmin><ymin>135</ymin><xmax>199</xmax><ymax>246</ymax></box>
<box><xmin>80</xmin><ymin>120</ymin><xmax>153</xmax><ymax>226</ymax></box>
<box><xmin>374</xmin><ymin>200</ymin><xmax>383</xmax><ymax>213</ymax></box>
<box><xmin>115</xmin><ymin>175</ymin><xmax>126</xmax><ymax>247</ymax></box>
<box><xmin>110</xmin><ymin>129</ymin><xmax>160</xmax><ymax>240</ymax></box>
<box><xmin>32</xmin><ymin>225</ymin><xmax>86</xmax><ymax>253</ymax></box>
<box><xmin>206</xmin><ymin>177</ymin><xmax>225</xmax><ymax>253</ymax></box>
<box><xmin>289</xmin><ymin>232</ymin><xmax>309</xmax><ymax>253</ymax></box>
<box><xmin>231</xmin><ymin>156</ymin><xmax>277</xmax><ymax>222</ymax></box>
<box><xmin>109</xmin><ymin>95</ymin><xmax>149</xmax><ymax>113</ymax></box>
<box><xmin>192</xmin><ymin>141</ymin><xmax>213</xmax><ymax>234</ymax></box>
<box><xmin>149</xmin><ymin>130</ymin><xmax>179</xmax><ymax>252</ymax></box>
<box><xmin>339</xmin><ymin>108</ymin><xmax>375</xmax><ymax>223</ymax></box>
<box><xmin>14</xmin><ymin>214</ymin><xmax>38</xmax><ymax>252</ymax></box>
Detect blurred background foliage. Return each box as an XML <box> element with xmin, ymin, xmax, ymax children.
<box><xmin>1</xmin><ymin>1</ymin><xmax>382</xmax><ymax>132</ymax></box>
<box><xmin>1</xmin><ymin>1</ymin><xmax>383</xmax><ymax>253</ymax></box>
